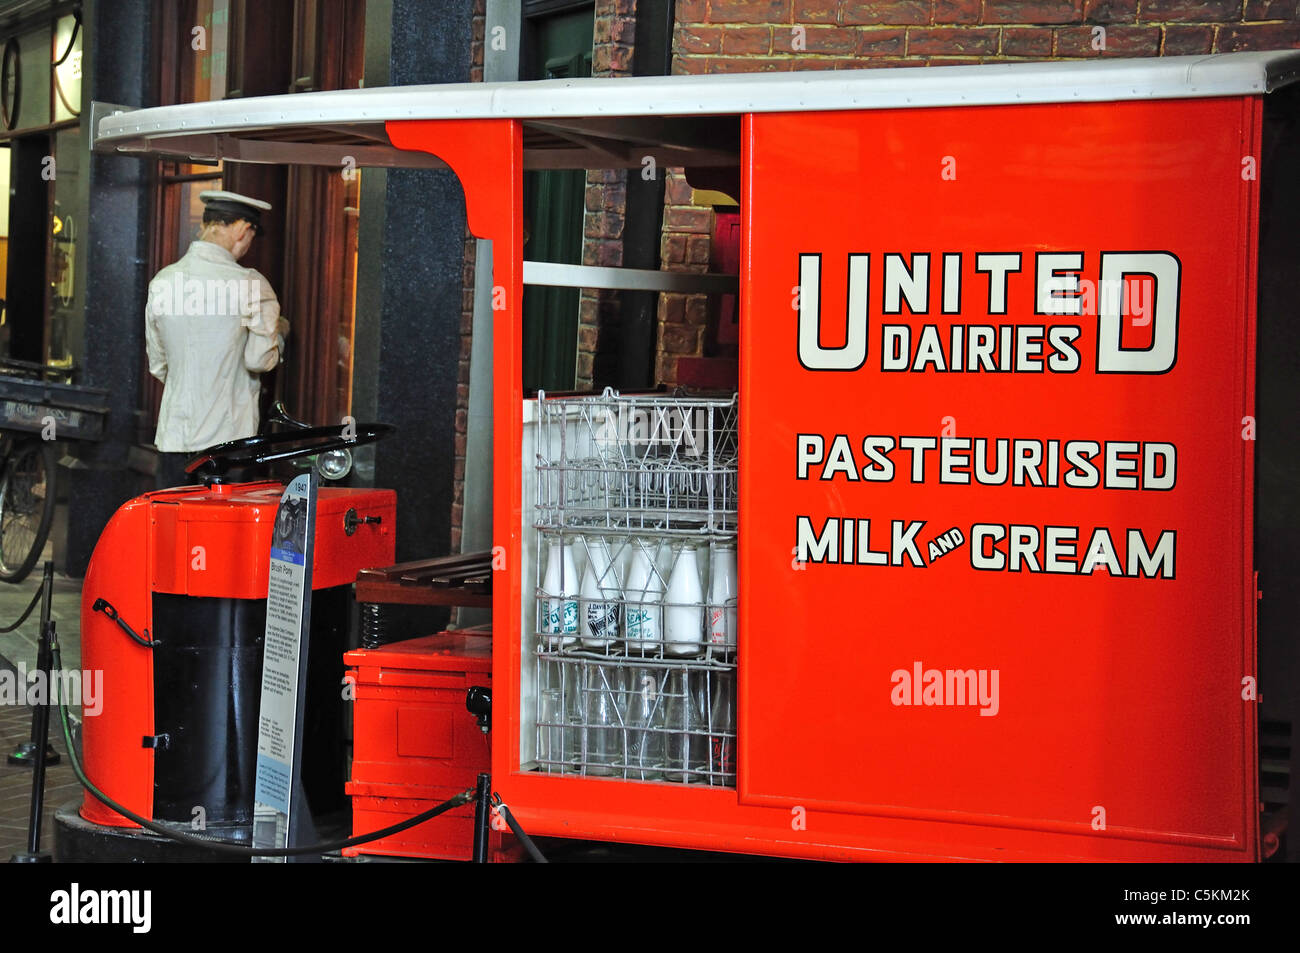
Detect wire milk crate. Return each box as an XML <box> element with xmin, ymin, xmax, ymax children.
<box><xmin>534</xmin><ymin>388</ymin><xmax>738</xmax><ymax>535</ymax></box>
<box><xmin>534</xmin><ymin>656</ymin><xmax>735</xmax><ymax>785</ymax></box>
<box><xmin>529</xmin><ymin>389</ymin><xmax>738</xmax><ymax>786</ymax></box>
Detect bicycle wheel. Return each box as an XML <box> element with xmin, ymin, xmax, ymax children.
<box><xmin>0</xmin><ymin>439</ymin><xmax>57</xmax><ymax>583</ymax></box>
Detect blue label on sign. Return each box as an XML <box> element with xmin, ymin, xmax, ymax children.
<box><xmin>255</xmin><ymin>753</ymin><xmax>291</xmax><ymax>814</ymax></box>
<box><xmin>270</xmin><ymin>546</ymin><xmax>305</xmax><ymax>566</ymax></box>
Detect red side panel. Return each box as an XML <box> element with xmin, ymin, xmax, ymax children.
<box><xmin>80</xmin><ymin>499</ymin><xmax>155</xmax><ymax>828</ymax></box>
<box><xmin>738</xmin><ymin>99</ymin><xmax>1260</xmax><ymax>860</ymax></box>
<box><xmin>343</xmin><ymin>631</ymin><xmax>515</xmax><ymax>860</ymax></box>
<box><xmin>148</xmin><ymin>484</ymin><xmax>396</xmax><ymax>598</ymax></box>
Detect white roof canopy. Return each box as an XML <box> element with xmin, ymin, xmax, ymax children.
<box><xmin>92</xmin><ymin>51</ymin><xmax>1300</xmax><ymax>171</ymax></box>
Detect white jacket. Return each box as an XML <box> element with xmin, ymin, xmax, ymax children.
<box><xmin>145</xmin><ymin>240</ymin><xmax>287</xmax><ymax>453</ymax></box>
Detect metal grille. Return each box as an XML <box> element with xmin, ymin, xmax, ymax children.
<box><xmin>534</xmin><ymin>656</ymin><xmax>735</xmax><ymax>785</ymax></box>
<box><xmin>534</xmin><ymin>389</ymin><xmax>738</xmax><ymax>535</ymax></box>
<box><xmin>530</xmin><ymin>389</ymin><xmax>738</xmax><ymax>786</ymax></box>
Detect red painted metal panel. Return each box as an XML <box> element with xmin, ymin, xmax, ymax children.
<box><xmin>737</xmin><ymin>99</ymin><xmax>1260</xmax><ymax>860</ymax></box>
<box><xmin>343</xmin><ymin>632</ymin><xmax>512</xmax><ymax>860</ymax></box>
<box><xmin>80</xmin><ymin>499</ymin><xmax>155</xmax><ymax>828</ymax></box>
<box><xmin>145</xmin><ymin>484</ymin><xmax>396</xmax><ymax>597</ymax></box>
<box><xmin>385</xmin><ymin>118</ymin><xmax>526</xmax><ymax>812</ymax></box>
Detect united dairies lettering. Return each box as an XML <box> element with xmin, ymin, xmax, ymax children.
<box><xmin>797</xmin><ymin>250</ymin><xmax>1179</xmax><ymax>374</ymax></box>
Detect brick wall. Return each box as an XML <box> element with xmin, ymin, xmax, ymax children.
<box><xmin>654</xmin><ymin>0</ymin><xmax>1300</xmax><ymax>383</ymax></box>
<box><xmin>656</xmin><ymin>170</ymin><xmax>713</xmax><ymax>387</ymax></box>
<box><xmin>578</xmin><ymin>0</ymin><xmax>639</xmax><ymax>390</ymax></box>
<box><xmin>452</xmin><ymin>1</ymin><xmax>634</xmax><ymax>546</ymax></box>
<box><xmin>674</xmin><ymin>1</ymin><xmax>1300</xmax><ymax>70</ymax></box>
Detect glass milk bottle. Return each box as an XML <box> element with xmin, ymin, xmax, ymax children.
<box><xmin>542</xmin><ymin>536</ymin><xmax>579</xmax><ymax>647</ymax></box>
<box><xmin>708</xmin><ymin>540</ymin><xmax>738</xmax><ymax>659</ymax></box>
<box><xmin>664</xmin><ymin>542</ymin><xmax>704</xmax><ymax>658</ymax></box>
<box><xmin>623</xmin><ymin>539</ymin><xmax>664</xmax><ymax>655</ymax></box>
<box><xmin>580</xmin><ymin>537</ymin><xmax>619</xmax><ymax>650</ymax></box>
<box><xmin>582</xmin><ymin>664</ymin><xmax>625</xmax><ymax>776</ymax></box>
<box><xmin>663</xmin><ymin>668</ymin><xmax>707</xmax><ymax>783</ymax></box>
<box><xmin>709</xmin><ymin>670</ymin><xmax>736</xmax><ymax>786</ymax></box>
<box><xmin>625</xmin><ymin>667</ymin><xmax>664</xmax><ymax>781</ymax></box>
<box><xmin>537</xmin><ymin>659</ymin><xmax>576</xmax><ymax>774</ymax></box>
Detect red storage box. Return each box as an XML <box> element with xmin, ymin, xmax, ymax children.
<box><xmin>343</xmin><ymin>629</ymin><xmax>516</xmax><ymax>861</ymax></box>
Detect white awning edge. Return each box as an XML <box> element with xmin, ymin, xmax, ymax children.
<box><xmin>93</xmin><ymin>52</ymin><xmax>1300</xmax><ymax>166</ymax></box>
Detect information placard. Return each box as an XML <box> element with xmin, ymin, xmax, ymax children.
<box><xmin>252</xmin><ymin>471</ymin><xmax>318</xmax><ymax>861</ymax></box>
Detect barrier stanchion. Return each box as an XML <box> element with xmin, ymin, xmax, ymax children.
<box><xmin>5</xmin><ymin>562</ymin><xmax>58</xmax><ymax>767</ymax></box>
<box><xmin>8</xmin><ymin>618</ymin><xmax>56</xmax><ymax>863</ymax></box>
<box><xmin>471</xmin><ymin>772</ymin><xmax>491</xmax><ymax>863</ymax></box>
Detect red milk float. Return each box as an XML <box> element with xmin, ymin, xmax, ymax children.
<box><xmin>83</xmin><ymin>51</ymin><xmax>1300</xmax><ymax>862</ymax></box>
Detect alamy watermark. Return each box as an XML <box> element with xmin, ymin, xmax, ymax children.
<box><xmin>891</xmin><ymin>660</ymin><xmax>999</xmax><ymax>716</ymax></box>
<box><xmin>148</xmin><ymin>275</ymin><xmax>263</xmax><ymax>317</ymax></box>
<box><xmin>592</xmin><ymin>406</ymin><xmax>712</xmax><ymax>458</ymax></box>
<box><xmin>0</xmin><ymin>662</ymin><xmax>104</xmax><ymax>716</ymax></box>
<box><xmin>50</xmin><ymin>884</ymin><xmax>150</xmax><ymax>933</ymax></box>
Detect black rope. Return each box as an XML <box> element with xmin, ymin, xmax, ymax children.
<box><xmin>7</xmin><ymin>576</ymin><xmax>479</xmax><ymax>859</ymax></box>
<box><xmin>0</xmin><ymin>578</ymin><xmax>44</xmax><ymax>634</ymax></box>
<box><xmin>493</xmin><ymin>796</ymin><xmax>548</xmax><ymax>863</ymax></box>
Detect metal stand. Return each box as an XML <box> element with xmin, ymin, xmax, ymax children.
<box><xmin>6</xmin><ymin>562</ymin><xmax>58</xmax><ymax>767</ymax></box>
<box><xmin>471</xmin><ymin>772</ymin><xmax>491</xmax><ymax>863</ymax></box>
<box><xmin>9</xmin><ymin>617</ymin><xmax>57</xmax><ymax>863</ymax></box>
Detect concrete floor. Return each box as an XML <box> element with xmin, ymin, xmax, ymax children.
<box><xmin>0</xmin><ymin>571</ymin><xmax>83</xmax><ymax>676</ymax></box>
<box><xmin>0</xmin><ymin>601</ymin><xmax>83</xmax><ymax>858</ymax></box>
<box><xmin>0</xmin><ymin>501</ymin><xmax>87</xmax><ymax>859</ymax></box>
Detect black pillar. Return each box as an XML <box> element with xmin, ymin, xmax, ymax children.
<box><xmin>5</xmin><ymin>138</ymin><xmax>50</xmax><ymax>363</ymax></box>
<box><xmin>63</xmin><ymin>0</ymin><xmax>156</xmax><ymax>576</ymax></box>
<box><xmin>1258</xmin><ymin>86</ymin><xmax>1300</xmax><ymax>861</ymax></box>
<box><xmin>353</xmin><ymin>0</ymin><xmax>472</xmax><ymax>629</ymax></box>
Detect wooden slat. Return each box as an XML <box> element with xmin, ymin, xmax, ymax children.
<box><xmin>400</xmin><ymin>553</ymin><xmax>495</xmax><ymax>585</ymax></box>
<box><xmin>354</xmin><ymin>580</ymin><xmax>491</xmax><ymax>608</ymax></box>
<box><xmin>428</xmin><ymin>562</ymin><xmax>493</xmax><ymax>588</ymax></box>
<box><xmin>355</xmin><ymin>550</ymin><xmax>495</xmax><ymax>608</ymax></box>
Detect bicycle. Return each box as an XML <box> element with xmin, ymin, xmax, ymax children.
<box><xmin>0</xmin><ymin>430</ymin><xmax>57</xmax><ymax>583</ymax></box>
<box><xmin>0</xmin><ymin>357</ymin><xmax>109</xmax><ymax>583</ymax></box>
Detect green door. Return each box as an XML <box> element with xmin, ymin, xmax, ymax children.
<box><xmin>523</xmin><ymin>6</ymin><xmax>593</xmax><ymax>393</ymax></box>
